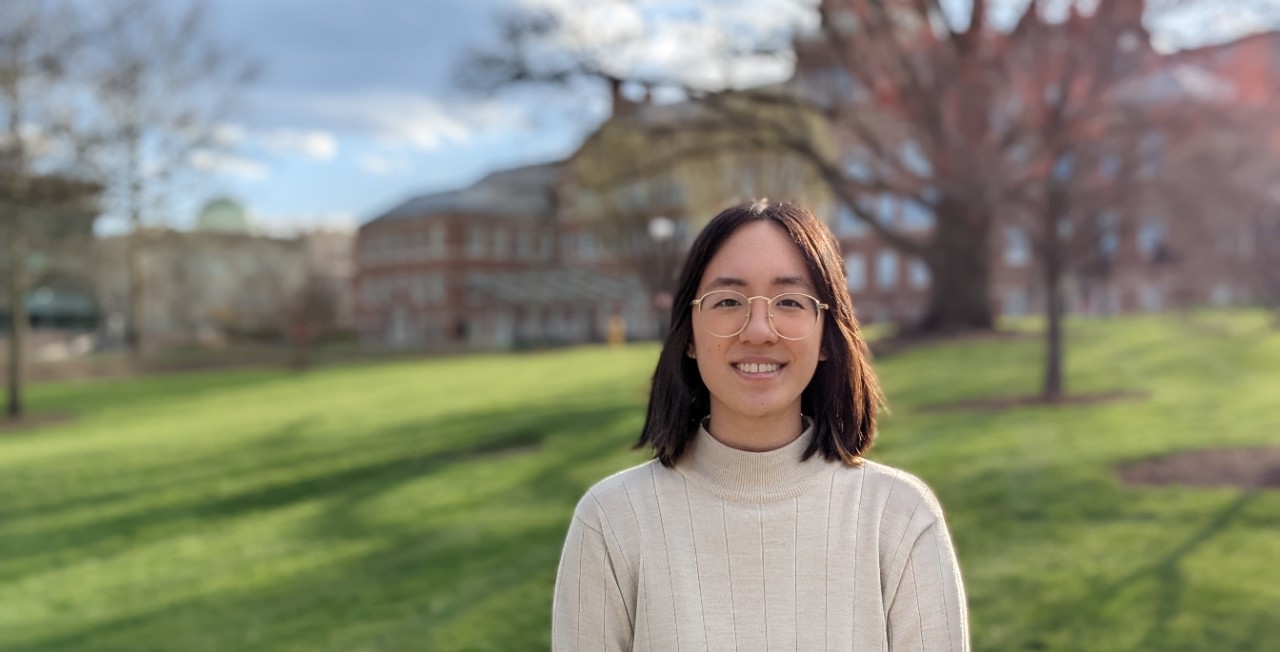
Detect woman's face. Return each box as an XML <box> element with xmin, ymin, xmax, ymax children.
<box><xmin>689</xmin><ymin>221</ymin><xmax>826</xmax><ymax>431</ymax></box>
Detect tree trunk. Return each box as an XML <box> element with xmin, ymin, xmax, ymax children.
<box><xmin>1042</xmin><ymin>249</ymin><xmax>1065</xmax><ymax>401</ymax></box>
<box><xmin>6</xmin><ymin>205</ymin><xmax>28</xmax><ymax>420</ymax></box>
<box><xmin>915</xmin><ymin>196</ymin><xmax>995</xmax><ymax>334</ymax></box>
<box><xmin>125</xmin><ymin>133</ymin><xmax>144</xmax><ymax>362</ymax></box>
<box><xmin>5</xmin><ymin>80</ymin><xmax>29</xmax><ymax>421</ymax></box>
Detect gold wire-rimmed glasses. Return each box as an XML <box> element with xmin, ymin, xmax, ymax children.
<box><xmin>690</xmin><ymin>290</ymin><xmax>829</xmax><ymax>340</ymax></box>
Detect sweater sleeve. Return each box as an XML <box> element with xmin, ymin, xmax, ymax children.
<box><xmin>886</xmin><ymin>519</ymin><xmax>969</xmax><ymax>652</ymax></box>
<box><xmin>551</xmin><ymin>498</ymin><xmax>635</xmax><ymax>652</ymax></box>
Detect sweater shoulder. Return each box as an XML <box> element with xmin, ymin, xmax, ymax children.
<box><xmin>848</xmin><ymin>459</ymin><xmax>949</xmax><ymax>525</ymax></box>
<box><xmin>571</xmin><ymin>460</ymin><xmax>661</xmax><ymax>531</ymax></box>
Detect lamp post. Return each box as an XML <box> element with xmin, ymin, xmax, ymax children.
<box><xmin>648</xmin><ymin>216</ymin><xmax>675</xmax><ymax>338</ymax></box>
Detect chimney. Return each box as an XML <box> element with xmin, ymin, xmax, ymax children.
<box><xmin>607</xmin><ymin>76</ymin><xmax>630</xmax><ymax>117</ymax></box>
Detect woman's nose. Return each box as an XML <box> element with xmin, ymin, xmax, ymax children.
<box><xmin>739</xmin><ymin>297</ymin><xmax>778</xmax><ymax>343</ymax></box>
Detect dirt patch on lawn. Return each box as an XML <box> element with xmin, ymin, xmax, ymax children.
<box><xmin>1120</xmin><ymin>447</ymin><xmax>1280</xmax><ymax>489</ymax></box>
<box><xmin>920</xmin><ymin>389</ymin><xmax>1147</xmax><ymax>413</ymax></box>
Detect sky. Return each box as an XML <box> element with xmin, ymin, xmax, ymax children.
<box><xmin>116</xmin><ymin>0</ymin><xmax>810</xmax><ymax>236</ymax></box>
<box><xmin>140</xmin><ymin>0</ymin><xmax>581</xmax><ymax>235</ymax></box>
<box><xmin>120</xmin><ymin>0</ymin><xmax>1276</xmax><ymax>237</ymax></box>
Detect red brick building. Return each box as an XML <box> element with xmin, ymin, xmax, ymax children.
<box><xmin>355</xmin><ymin>163</ymin><xmax>650</xmax><ymax>349</ymax></box>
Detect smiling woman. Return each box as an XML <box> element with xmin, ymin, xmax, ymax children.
<box><xmin>552</xmin><ymin>201</ymin><xmax>969</xmax><ymax>651</ymax></box>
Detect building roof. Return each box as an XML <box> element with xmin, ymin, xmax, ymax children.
<box><xmin>467</xmin><ymin>268</ymin><xmax>642</xmax><ymax>306</ymax></box>
<box><xmin>367</xmin><ymin>160</ymin><xmax>563</xmax><ymax>226</ymax></box>
<box><xmin>196</xmin><ymin>197</ymin><xmax>253</xmax><ymax>233</ymax></box>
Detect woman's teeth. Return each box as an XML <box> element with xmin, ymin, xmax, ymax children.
<box><xmin>736</xmin><ymin>362</ymin><xmax>780</xmax><ymax>374</ymax></box>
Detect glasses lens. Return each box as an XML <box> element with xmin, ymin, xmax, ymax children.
<box><xmin>697</xmin><ymin>290</ymin><xmax>749</xmax><ymax>337</ymax></box>
<box><xmin>769</xmin><ymin>293</ymin><xmax>822</xmax><ymax>339</ymax></box>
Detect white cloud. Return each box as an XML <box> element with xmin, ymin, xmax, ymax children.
<box><xmin>212</xmin><ymin>123</ymin><xmax>247</xmax><ymax>147</ymax></box>
<box><xmin>306</xmin><ymin>92</ymin><xmax>480</xmax><ymax>151</ymax></box>
<box><xmin>511</xmin><ymin>0</ymin><xmax>813</xmax><ymax>91</ymax></box>
<box><xmin>190</xmin><ymin>150</ymin><xmax>271</xmax><ymax>181</ymax></box>
<box><xmin>357</xmin><ymin>153</ymin><xmax>413</xmax><ymax>176</ymax></box>
<box><xmin>259</xmin><ymin>128</ymin><xmax>339</xmax><ymax>160</ymax></box>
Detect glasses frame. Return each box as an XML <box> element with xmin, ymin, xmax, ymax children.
<box><xmin>690</xmin><ymin>290</ymin><xmax>829</xmax><ymax>341</ymax></box>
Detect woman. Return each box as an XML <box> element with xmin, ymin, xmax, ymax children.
<box><xmin>553</xmin><ymin>201</ymin><xmax>968</xmax><ymax>651</ymax></box>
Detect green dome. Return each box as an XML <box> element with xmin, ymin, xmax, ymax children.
<box><xmin>196</xmin><ymin>198</ymin><xmax>252</xmax><ymax>233</ymax></box>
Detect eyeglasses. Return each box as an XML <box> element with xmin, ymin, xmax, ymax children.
<box><xmin>690</xmin><ymin>290</ymin><xmax>828</xmax><ymax>340</ymax></box>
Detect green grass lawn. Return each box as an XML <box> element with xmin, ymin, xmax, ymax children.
<box><xmin>2</xmin><ymin>311</ymin><xmax>1278</xmax><ymax>651</ymax></box>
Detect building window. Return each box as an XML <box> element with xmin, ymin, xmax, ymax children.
<box><xmin>901</xmin><ymin>199</ymin><xmax>934</xmax><ymax>230</ymax></box>
<box><xmin>1137</xmin><ymin>220</ymin><xmax>1165</xmax><ymax>260</ymax></box>
<box><xmin>1004</xmin><ymin>226</ymin><xmax>1030</xmax><ymax>267</ymax></box>
<box><xmin>411</xmin><ymin>274</ymin><xmax>430</xmax><ymax>304</ymax></box>
<box><xmin>430</xmin><ymin>222</ymin><xmax>447</xmax><ymax>259</ymax></box>
<box><xmin>835</xmin><ymin>202</ymin><xmax>868</xmax><ymax>237</ymax></box>
<box><xmin>1140</xmin><ymin>283</ymin><xmax>1164</xmax><ymax>311</ymax></box>
<box><xmin>845</xmin><ymin>152</ymin><xmax>871</xmax><ymax>182</ymax></box>
<box><xmin>433</xmin><ymin>273</ymin><xmax>446</xmax><ymax>302</ymax></box>
<box><xmin>1139</xmin><ymin>131</ymin><xmax>1165</xmax><ymax>173</ymax></box>
<box><xmin>1003</xmin><ymin>288</ymin><xmax>1028</xmax><ymax>317</ymax></box>
<box><xmin>578</xmin><ymin>231</ymin><xmax>598</xmax><ymax>261</ymax></box>
<box><xmin>493</xmin><ymin>227</ymin><xmax>511</xmax><ymax>261</ymax></box>
<box><xmin>414</xmin><ymin>231</ymin><xmax>431</xmax><ymax>261</ymax></box>
<box><xmin>876</xmin><ymin>194</ymin><xmax>897</xmax><ymax>226</ymax></box>
<box><xmin>899</xmin><ymin>139</ymin><xmax>932</xmax><ymax>176</ymax></box>
<box><xmin>909</xmin><ymin>259</ymin><xmax>931</xmax><ymax>289</ymax></box>
<box><xmin>845</xmin><ymin>253</ymin><xmax>867</xmax><ymax>291</ymax></box>
<box><xmin>876</xmin><ymin>250</ymin><xmax>898</xmax><ymax>290</ymax></box>
<box><xmin>468</xmin><ymin>225</ymin><xmax>486</xmax><ymax>259</ymax></box>
<box><xmin>1210</xmin><ymin>283</ymin><xmax>1232</xmax><ymax>306</ymax></box>
<box><xmin>517</xmin><ymin>230</ymin><xmax>535</xmax><ymax>260</ymax></box>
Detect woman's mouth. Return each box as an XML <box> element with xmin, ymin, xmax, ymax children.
<box><xmin>734</xmin><ymin>362</ymin><xmax>782</xmax><ymax>375</ymax></box>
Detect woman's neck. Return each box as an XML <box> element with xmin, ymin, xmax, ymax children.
<box><xmin>705</xmin><ymin>409</ymin><xmax>805</xmax><ymax>452</ymax></box>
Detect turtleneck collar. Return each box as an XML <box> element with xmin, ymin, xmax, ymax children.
<box><xmin>675</xmin><ymin>417</ymin><xmax>840</xmax><ymax>503</ymax></box>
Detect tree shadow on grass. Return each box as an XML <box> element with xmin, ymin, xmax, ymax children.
<box><xmin>3</xmin><ymin>518</ymin><xmax>568</xmax><ymax>652</ymax></box>
<box><xmin>3</xmin><ymin>393</ymin><xmax>646</xmax><ymax>651</ymax></box>
<box><xmin>0</xmin><ymin>397</ymin><xmax>641</xmax><ymax>585</ymax></box>
<box><xmin>304</xmin><ymin>401</ymin><xmax>644</xmax><ymax>544</ymax></box>
<box><xmin>23</xmin><ymin>369</ymin><xmax>297</xmax><ymax>424</ymax></box>
<box><xmin>1024</xmin><ymin>491</ymin><xmax>1259</xmax><ymax>651</ymax></box>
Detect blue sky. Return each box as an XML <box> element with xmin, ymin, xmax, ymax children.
<box><xmin>130</xmin><ymin>0</ymin><xmax>1272</xmax><ymax>236</ymax></box>
<box><xmin>139</xmin><ymin>0</ymin><xmax>592</xmax><ymax>235</ymax></box>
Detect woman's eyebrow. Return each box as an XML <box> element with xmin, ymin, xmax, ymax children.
<box><xmin>704</xmin><ymin>275</ymin><xmax>814</xmax><ymax>290</ymax></box>
<box><xmin>774</xmin><ymin>275</ymin><xmax>812</xmax><ymax>288</ymax></box>
<box><xmin>705</xmin><ymin>276</ymin><xmax>747</xmax><ymax>289</ymax></box>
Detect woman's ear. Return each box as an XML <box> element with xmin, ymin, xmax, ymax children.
<box><xmin>819</xmin><ymin>348</ymin><xmax>828</xmax><ymax>361</ymax></box>
<box><xmin>687</xmin><ymin>343</ymin><xmax>696</xmax><ymax>358</ymax></box>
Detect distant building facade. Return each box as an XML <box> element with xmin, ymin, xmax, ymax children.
<box><xmin>94</xmin><ymin>198</ymin><xmax>355</xmax><ymax>349</ymax></box>
<box><xmin>355</xmin><ymin>164</ymin><xmax>651</xmax><ymax>350</ymax></box>
<box><xmin>356</xmin><ymin>26</ymin><xmax>1278</xmax><ymax>351</ymax></box>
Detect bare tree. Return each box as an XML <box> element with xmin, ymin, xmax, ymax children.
<box><xmin>459</xmin><ymin>0</ymin><xmax>1234</xmax><ymax>338</ymax></box>
<box><xmin>0</xmin><ymin>0</ymin><xmax>101</xmax><ymax>420</ymax></box>
<box><xmin>286</xmin><ymin>272</ymin><xmax>340</xmax><ymax>370</ymax></box>
<box><xmin>87</xmin><ymin>0</ymin><xmax>256</xmax><ymax>361</ymax></box>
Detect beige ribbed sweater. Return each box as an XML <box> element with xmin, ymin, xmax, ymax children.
<box><xmin>552</xmin><ymin>423</ymin><xmax>968</xmax><ymax>651</ymax></box>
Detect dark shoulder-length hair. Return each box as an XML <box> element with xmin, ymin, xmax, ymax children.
<box><xmin>637</xmin><ymin>200</ymin><xmax>884</xmax><ymax>467</ymax></box>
